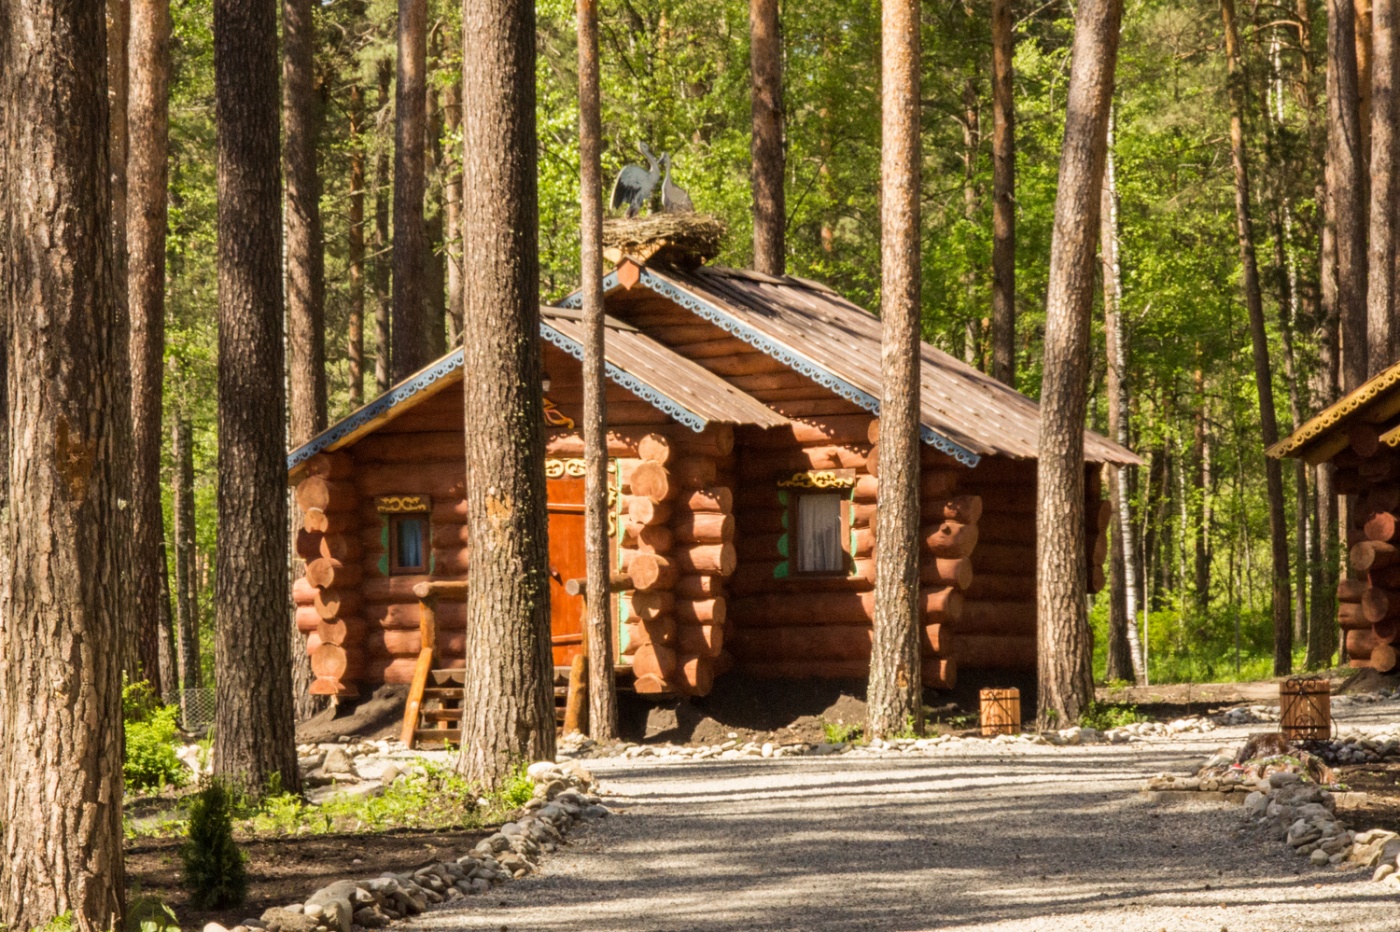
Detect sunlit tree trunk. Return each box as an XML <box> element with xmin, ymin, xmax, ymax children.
<box><xmin>991</xmin><ymin>0</ymin><xmax>1016</xmax><ymax>388</ymax></box>
<box><xmin>374</xmin><ymin>59</ymin><xmax>392</xmax><ymax>394</ymax></box>
<box><xmin>750</xmin><ymin>0</ymin><xmax>785</xmax><ymax>276</ymax></box>
<box><xmin>1036</xmin><ymin>0</ymin><xmax>1121</xmax><ymax>727</ymax></box>
<box><xmin>1332</xmin><ymin>0</ymin><xmax>1371</xmax><ymax>390</ymax></box>
<box><xmin>349</xmin><ymin>80</ymin><xmax>366</xmax><ymax>405</ymax></box>
<box><xmin>869</xmin><ymin>0</ymin><xmax>924</xmax><ymax>740</ymax></box>
<box><xmin>1369</xmin><ymin>0</ymin><xmax>1398</xmax><ymax>372</ymax></box>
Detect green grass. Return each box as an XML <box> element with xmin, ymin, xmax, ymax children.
<box><xmin>821</xmin><ymin>721</ymin><xmax>864</xmax><ymax>745</ymax></box>
<box><xmin>1079</xmin><ymin>700</ymin><xmax>1148</xmax><ymax>731</ymax></box>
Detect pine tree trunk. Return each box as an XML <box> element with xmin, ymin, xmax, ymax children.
<box><xmin>284</xmin><ymin>0</ymin><xmax>327</xmax><ymax>442</ymax></box>
<box><xmin>1222</xmin><ymin>0</ymin><xmax>1293</xmax><ymax>675</ymax></box>
<box><xmin>868</xmin><ymin>0</ymin><xmax>923</xmax><ymax>740</ymax></box>
<box><xmin>374</xmin><ymin>60</ymin><xmax>392</xmax><ymax>394</ymax></box>
<box><xmin>1369</xmin><ymin>0</ymin><xmax>1398</xmax><ymax>372</ymax></box>
<box><xmin>425</xmin><ymin>73</ymin><xmax>447</xmax><ymax>359</ymax></box>
<box><xmin>458</xmin><ymin>0</ymin><xmax>555</xmax><ymax>789</ymax></box>
<box><xmin>392</xmin><ymin>0</ymin><xmax>429</xmax><ymax>381</ymax></box>
<box><xmin>1331</xmin><ymin>0</ymin><xmax>1371</xmax><ymax>390</ymax></box>
<box><xmin>0</xmin><ymin>0</ymin><xmax>127</xmax><ymax>920</ymax></box>
<box><xmin>961</xmin><ymin>78</ymin><xmax>982</xmax><ymax>370</ymax></box>
<box><xmin>990</xmin><ymin>0</ymin><xmax>1016</xmax><ymax>388</ymax></box>
<box><xmin>1192</xmin><ymin>366</ymin><xmax>1210</xmax><ymax>610</ymax></box>
<box><xmin>445</xmin><ymin>75</ymin><xmax>464</xmax><ymax>344</ymax></box>
<box><xmin>578</xmin><ymin>0</ymin><xmax>617</xmax><ymax>740</ymax></box>
<box><xmin>749</xmin><ymin>0</ymin><xmax>785</xmax><ymax>276</ymax></box>
<box><xmin>1036</xmin><ymin>0</ymin><xmax>1121</xmax><ymax>728</ymax></box>
<box><xmin>1100</xmin><ymin>117</ymin><xmax>1141</xmax><ymax>685</ymax></box>
<box><xmin>349</xmin><ymin>80</ymin><xmax>366</xmax><ymax>406</ymax></box>
<box><xmin>213</xmin><ymin>0</ymin><xmax>301</xmax><ymax>796</ymax></box>
<box><xmin>173</xmin><ymin>416</ymin><xmax>201</xmax><ymax>696</ymax></box>
<box><xmin>129</xmin><ymin>0</ymin><xmax>173</xmax><ymax>698</ymax></box>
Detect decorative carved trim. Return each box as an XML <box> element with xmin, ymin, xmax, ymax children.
<box><xmin>543</xmin><ymin>398</ymin><xmax>575</xmax><ymax>429</ymax></box>
<box><xmin>561</xmin><ymin>270</ymin><xmax>982</xmax><ymax>466</ymax></box>
<box><xmin>777</xmin><ymin>470</ymin><xmax>856</xmax><ymax>490</ymax></box>
<box><xmin>544</xmin><ymin>458</ymin><xmax>589</xmax><ymax>479</ymax></box>
<box><xmin>377</xmin><ymin>495</ymin><xmax>430</xmax><ymax>514</ymax></box>
<box><xmin>539</xmin><ymin>320</ymin><xmax>708</xmax><ymax>433</ymax></box>
<box><xmin>1270</xmin><ymin>359</ymin><xmax>1400</xmax><ymax>458</ymax></box>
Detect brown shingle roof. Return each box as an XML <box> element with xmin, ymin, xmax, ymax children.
<box><xmin>1267</xmin><ymin>359</ymin><xmax>1400</xmax><ymax>463</ymax></box>
<box><xmin>571</xmin><ymin>264</ymin><xmax>1139</xmax><ymax>466</ymax></box>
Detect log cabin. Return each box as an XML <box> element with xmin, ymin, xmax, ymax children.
<box><xmin>287</xmin><ymin>260</ymin><xmax>1139</xmax><ymax>707</ymax></box>
<box><xmin>1267</xmin><ymin>360</ymin><xmax>1400</xmax><ymax>674</ymax></box>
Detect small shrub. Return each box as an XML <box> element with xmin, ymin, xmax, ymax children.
<box><xmin>181</xmin><ymin>781</ymin><xmax>247</xmax><ymax>909</ymax></box>
<box><xmin>498</xmin><ymin>765</ymin><xmax>535</xmax><ymax>810</ymax></box>
<box><xmin>1080</xmin><ymin>700</ymin><xmax>1148</xmax><ymax>731</ymax></box>
<box><xmin>125</xmin><ymin>704</ymin><xmax>187</xmax><ymax>792</ymax></box>
<box><xmin>123</xmin><ymin>680</ymin><xmax>163</xmax><ymax>724</ymax></box>
<box><xmin>126</xmin><ymin>896</ymin><xmax>180</xmax><ymax>932</ymax></box>
<box><xmin>822</xmin><ymin>721</ymin><xmax>863</xmax><ymax>745</ymax></box>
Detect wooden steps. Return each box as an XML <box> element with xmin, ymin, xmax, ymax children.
<box><xmin>402</xmin><ymin>667</ymin><xmax>466</xmax><ymax>748</ymax></box>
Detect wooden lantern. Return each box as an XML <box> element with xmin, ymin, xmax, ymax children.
<box><xmin>980</xmin><ymin>687</ymin><xmax>1021</xmax><ymax>736</ymax></box>
<box><xmin>1279</xmin><ymin>677</ymin><xmax>1331</xmax><ymax>741</ymax></box>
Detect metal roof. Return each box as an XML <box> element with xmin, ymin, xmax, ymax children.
<box><xmin>561</xmin><ymin>265</ymin><xmax>1141</xmax><ymax>466</ymax></box>
<box><xmin>286</xmin><ymin>307</ymin><xmax>788</xmax><ymax>473</ymax></box>
<box><xmin>1267</xmin><ymin>359</ymin><xmax>1400</xmax><ymax>464</ymax></box>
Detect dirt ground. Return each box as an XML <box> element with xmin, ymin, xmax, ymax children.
<box><xmin>296</xmin><ymin>684</ymin><xmax>409</xmax><ymax>744</ymax></box>
<box><xmin>126</xmin><ymin>827</ymin><xmax>490</xmax><ymax>926</ymax></box>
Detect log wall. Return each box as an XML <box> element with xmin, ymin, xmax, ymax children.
<box><xmin>1337</xmin><ymin>432</ymin><xmax>1400</xmax><ymax>673</ymax></box>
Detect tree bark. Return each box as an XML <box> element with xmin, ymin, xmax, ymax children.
<box><xmin>445</xmin><ymin>75</ymin><xmax>464</xmax><ymax>344</ymax></box>
<box><xmin>1222</xmin><ymin>0</ymin><xmax>1293</xmax><ymax>675</ymax></box>
<box><xmin>284</xmin><ymin>0</ymin><xmax>326</xmax><ymax>442</ymax></box>
<box><xmin>214</xmin><ymin>0</ymin><xmax>301</xmax><ymax>795</ymax></box>
<box><xmin>1331</xmin><ymin>0</ymin><xmax>1371</xmax><ymax>390</ymax></box>
<box><xmin>961</xmin><ymin>77</ymin><xmax>982</xmax><ymax>370</ymax></box>
<box><xmin>0</xmin><ymin>0</ymin><xmax>127</xmax><ymax>920</ymax></box>
<box><xmin>392</xmin><ymin>0</ymin><xmax>429</xmax><ymax>381</ymax></box>
<box><xmin>868</xmin><ymin>0</ymin><xmax>924</xmax><ymax>740</ymax></box>
<box><xmin>1036</xmin><ymin>0</ymin><xmax>1121</xmax><ymax>727</ymax></box>
<box><xmin>425</xmin><ymin>66</ymin><xmax>447</xmax><ymax>360</ymax></box>
<box><xmin>375</xmin><ymin>59</ymin><xmax>392</xmax><ymax>394</ymax></box>
<box><xmin>348</xmin><ymin>79</ymin><xmax>366</xmax><ymax>406</ymax></box>
<box><xmin>1370</xmin><ymin>0</ymin><xmax>1398</xmax><ymax>372</ymax></box>
<box><xmin>128</xmin><ymin>0</ymin><xmax>172</xmax><ymax>697</ymax></box>
<box><xmin>173</xmin><ymin>415</ymin><xmax>200</xmax><ymax>696</ymax></box>
<box><xmin>458</xmin><ymin>0</ymin><xmax>555</xmax><ymax>789</ymax></box>
<box><xmin>578</xmin><ymin>0</ymin><xmax>617</xmax><ymax>740</ymax></box>
<box><xmin>1100</xmin><ymin>112</ymin><xmax>1143</xmax><ymax>685</ymax></box>
<box><xmin>750</xmin><ymin>0</ymin><xmax>785</xmax><ymax>276</ymax></box>
<box><xmin>991</xmin><ymin>0</ymin><xmax>1016</xmax><ymax>388</ymax></box>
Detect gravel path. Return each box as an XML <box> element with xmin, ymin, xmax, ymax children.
<box><xmin>408</xmin><ymin>728</ymin><xmax>1400</xmax><ymax>931</ymax></box>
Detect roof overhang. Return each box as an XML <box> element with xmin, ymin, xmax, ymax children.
<box><xmin>1267</xmin><ymin>359</ymin><xmax>1400</xmax><ymax>464</ymax></box>
<box><xmin>559</xmin><ymin>265</ymin><xmax>984</xmax><ymax>468</ymax></box>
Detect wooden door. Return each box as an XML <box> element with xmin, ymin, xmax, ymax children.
<box><xmin>547</xmin><ymin>475</ymin><xmax>588</xmax><ymax>667</ymax></box>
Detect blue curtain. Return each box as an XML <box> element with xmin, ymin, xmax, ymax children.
<box><xmin>398</xmin><ymin>517</ymin><xmax>424</xmax><ymax>568</ymax></box>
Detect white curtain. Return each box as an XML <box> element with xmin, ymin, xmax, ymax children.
<box><xmin>797</xmin><ymin>494</ymin><xmax>843</xmax><ymax>573</ymax></box>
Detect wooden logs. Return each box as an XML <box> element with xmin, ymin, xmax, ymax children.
<box><xmin>1350</xmin><ymin>423</ymin><xmax>1384</xmax><ymax>457</ymax></box>
<box><xmin>1374</xmin><ymin>642</ymin><xmax>1399</xmax><ymax>673</ymax></box>
<box><xmin>295</xmin><ymin>606</ymin><xmax>321</xmax><ymax>633</ymax></box>
<box><xmin>627</xmin><ymin>590</ymin><xmax>675</xmax><ymax>621</ymax></box>
<box><xmin>319</xmin><ymin>534</ymin><xmax>361</xmax><ymax>563</ymax></box>
<box><xmin>672</xmin><ymin>512</ymin><xmax>734</xmax><ymax>544</ymax></box>
<box><xmin>675</xmin><ymin>654</ymin><xmax>714</xmax><ymax>695</ymax></box>
<box><xmin>623</xmin><ymin>616</ymin><xmax>677</xmax><ymax>652</ymax></box>
<box><xmin>679</xmin><ymin>487</ymin><xmax>733</xmax><ymax>513</ymax></box>
<box><xmin>956</xmin><ymin>634</ymin><xmax>1037</xmax><ymax>670</ymax></box>
<box><xmin>1367</xmin><ymin>511</ymin><xmax>1400</xmax><ymax>542</ymax></box>
<box><xmin>1363</xmin><ymin>587</ymin><xmax>1400</xmax><ymax>623</ymax></box>
<box><xmin>303</xmin><ymin>508</ymin><xmax>355</xmax><ymax>534</ymax></box>
<box><xmin>1340</xmin><ymin>601</ymin><xmax>1372</xmax><ymax>630</ymax></box>
<box><xmin>960</xmin><ymin>601</ymin><xmax>1036</xmax><ymax>638</ymax></box>
<box><xmin>295</xmin><ymin>476</ymin><xmax>356</xmax><ymax>513</ymax></box>
<box><xmin>677</xmin><ymin>624</ymin><xmax>724</xmax><ymax>658</ymax></box>
<box><xmin>965</xmin><ymin>572</ymin><xmax>1035</xmax><ymax>601</ymax></box>
<box><xmin>633</xmin><ymin>673</ymin><xmax>670</xmax><ymax>695</ymax></box>
<box><xmin>628</xmin><ymin>497</ymin><xmax>673</xmax><ymax>527</ymax></box>
<box><xmin>632</xmin><ymin>643</ymin><xmax>677</xmax><ymax>679</ymax></box>
<box><xmin>741</xmin><ymin>658</ymin><xmax>956</xmax><ymax>689</ymax></box>
<box><xmin>674</xmin><ymin>598</ymin><xmax>726</xmax><ymax>625</ymax></box>
<box><xmin>315</xmin><ymin>618</ymin><xmax>362</xmax><ymax>646</ymax></box>
<box><xmin>310</xmin><ymin>644</ymin><xmax>363</xmax><ymax>680</ymax></box>
<box><xmin>295</xmin><ymin>529</ymin><xmax>323</xmax><ymax>561</ymax></box>
<box><xmin>630</xmin><ymin>554</ymin><xmax>678</xmax><ymax>591</ymax></box>
<box><xmin>629</xmin><ymin>461</ymin><xmax>673</xmax><ymax>502</ymax></box>
<box><xmin>671</xmin><ymin>543</ymin><xmax>737</xmax><ymax>576</ymax></box>
<box><xmin>623</xmin><ymin>524</ymin><xmax>674</xmax><ymax>554</ymax></box>
<box><xmin>732</xmin><ymin>588</ymin><xmax>960</xmax><ymax>628</ymax></box>
<box><xmin>1352</xmin><ymin>540</ymin><xmax>1400</xmax><ymax>573</ymax></box>
<box><xmin>305</xmin><ymin>557</ymin><xmax>361</xmax><ymax>589</ymax></box>
<box><xmin>675</xmin><ymin>575</ymin><xmax>723</xmax><ymax>599</ymax></box>
<box><xmin>670</xmin><ymin>457</ymin><xmax>718</xmax><ymax>489</ymax></box>
<box><xmin>922</xmin><ymin>520</ymin><xmax>979</xmax><ymax>558</ymax></box>
<box><xmin>1339</xmin><ymin>578</ymin><xmax>1368</xmax><ymax>602</ymax></box>
<box><xmin>304</xmin><ymin>453</ymin><xmax>353</xmax><ymax>479</ymax></box>
<box><xmin>1376</xmin><ymin>620</ymin><xmax>1400</xmax><ymax>644</ymax></box>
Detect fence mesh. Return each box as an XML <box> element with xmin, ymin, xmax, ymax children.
<box><xmin>177</xmin><ymin>688</ymin><xmax>216</xmax><ymax>733</ymax></box>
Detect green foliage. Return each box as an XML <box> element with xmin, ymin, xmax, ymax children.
<box><xmin>126</xmin><ymin>897</ymin><xmax>181</xmax><ymax>932</ymax></box>
<box><xmin>124</xmin><ymin>682</ymin><xmax>188</xmax><ymax>793</ymax></box>
<box><xmin>1079</xmin><ymin>701</ymin><xmax>1148</xmax><ymax>731</ymax></box>
<box><xmin>32</xmin><ymin>914</ymin><xmax>74</xmax><ymax>932</ymax></box>
<box><xmin>822</xmin><ymin>721</ymin><xmax>863</xmax><ymax>745</ymax></box>
<box><xmin>498</xmin><ymin>765</ymin><xmax>536</xmax><ymax>810</ymax></box>
<box><xmin>181</xmin><ymin>781</ymin><xmax>247</xmax><ymax>910</ymax></box>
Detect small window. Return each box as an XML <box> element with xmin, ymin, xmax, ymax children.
<box><xmin>389</xmin><ymin>515</ymin><xmax>429</xmax><ymax>574</ymax></box>
<box><xmin>794</xmin><ymin>492</ymin><xmax>847</xmax><ymax>575</ymax></box>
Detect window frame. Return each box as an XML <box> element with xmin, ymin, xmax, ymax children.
<box><xmin>388</xmin><ymin>513</ymin><xmax>430</xmax><ymax>575</ymax></box>
<box><xmin>790</xmin><ymin>490</ymin><xmax>852</xmax><ymax>577</ymax></box>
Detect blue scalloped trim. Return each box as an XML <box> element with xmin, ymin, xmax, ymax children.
<box><xmin>626</xmin><ymin>271</ymin><xmax>981</xmax><ymax>467</ymax></box>
<box><xmin>539</xmin><ymin>322</ymin><xmax>707</xmax><ymax>433</ymax></box>
<box><xmin>287</xmin><ymin>351</ymin><xmax>468</xmax><ymax>470</ymax></box>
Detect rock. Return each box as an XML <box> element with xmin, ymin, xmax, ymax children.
<box><xmin>1374</xmin><ymin>863</ymin><xmax>1397</xmax><ymax>883</ymax></box>
<box><xmin>301</xmin><ymin>905</ymin><xmax>323</xmax><ymax>920</ymax></box>
<box><xmin>204</xmin><ymin>924</ymin><xmax>231</xmax><ymax>932</ymax></box>
<box><xmin>527</xmin><ymin>761</ymin><xmax>562</xmax><ymax>782</ymax></box>
<box><xmin>304</xmin><ymin>881</ymin><xmax>359</xmax><ymax>932</ymax></box>
<box><xmin>1310</xmin><ymin>848</ymin><xmax>1331</xmax><ymax>865</ymax></box>
<box><xmin>319</xmin><ymin>747</ymin><xmax>357</xmax><ymax>776</ymax></box>
<box><xmin>378</xmin><ymin>763</ymin><xmax>403</xmax><ymax>785</ymax></box>
<box><xmin>258</xmin><ymin>908</ymin><xmax>319</xmax><ymax>932</ymax></box>
<box><xmin>1268</xmin><ymin>771</ymin><xmax>1301</xmax><ymax>789</ymax></box>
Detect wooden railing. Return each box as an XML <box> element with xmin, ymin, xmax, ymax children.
<box><xmin>399</xmin><ymin>580</ymin><xmax>468</xmax><ymax>746</ymax></box>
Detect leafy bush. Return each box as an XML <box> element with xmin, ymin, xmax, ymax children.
<box><xmin>1080</xmin><ymin>701</ymin><xmax>1148</xmax><ymax>731</ymax></box>
<box><xmin>499</xmin><ymin>765</ymin><xmax>536</xmax><ymax>809</ymax></box>
<box><xmin>181</xmin><ymin>781</ymin><xmax>247</xmax><ymax>909</ymax></box>
<box><xmin>125</xmin><ymin>704</ymin><xmax>187</xmax><ymax>792</ymax></box>
<box><xmin>125</xmin><ymin>897</ymin><xmax>181</xmax><ymax>932</ymax></box>
<box><xmin>822</xmin><ymin>721</ymin><xmax>863</xmax><ymax>744</ymax></box>
<box><xmin>124</xmin><ymin>680</ymin><xmax>163</xmax><ymax>724</ymax></box>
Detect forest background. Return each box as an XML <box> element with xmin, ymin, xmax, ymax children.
<box><xmin>165</xmin><ymin>0</ymin><xmax>1326</xmax><ymax>688</ymax></box>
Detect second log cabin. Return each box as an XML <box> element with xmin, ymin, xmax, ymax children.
<box><xmin>287</xmin><ymin>259</ymin><xmax>1139</xmax><ymax>702</ymax></box>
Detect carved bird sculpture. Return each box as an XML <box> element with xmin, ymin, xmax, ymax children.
<box><xmin>610</xmin><ymin>142</ymin><xmax>662</xmax><ymax>218</ymax></box>
<box><xmin>660</xmin><ymin>153</ymin><xmax>694</xmax><ymax>213</ymax></box>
